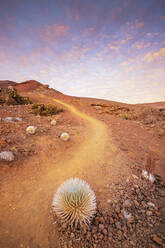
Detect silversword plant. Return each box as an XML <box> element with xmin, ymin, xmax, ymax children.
<box><xmin>26</xmin><ymin>126</ymin><xmax>37</xmax><ymax>135</ymax></box>
<box><xmin>52</xmin><ymin>178</ymin><xmax>96</xmax><ymax>226</ymax></box>
<box><xmin>60</xmin><ymin>132</ymin><xmax>70</xmax><ymax>141</ymax></box>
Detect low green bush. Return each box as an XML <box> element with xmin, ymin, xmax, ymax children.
<box><xmin>119</xmin><ymin>112</ymin><xmax>132</xmax><ymax>120</ymax></box>
<box><xmin>6</xmin><ymin>89</ymin><xmax>32</xmax><ymax>105</ymax></box>
<box><xmin>0</xmin><ymin>98</ymin><xmax>5</xmax><ymax>105</ymax></box>
<box><xmin>31</xmin><ymin>103</ymin><xmax>63</xmax><ymax>116</ymax></box>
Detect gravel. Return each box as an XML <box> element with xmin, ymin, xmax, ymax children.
<box><xmin>51</xmin><ymin>173</ymin><xmax>165</xmax><ymax>248</ymax></box>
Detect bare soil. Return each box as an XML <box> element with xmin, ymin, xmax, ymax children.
<box><xmin>0</xmin><ymin>82</ymin><xmax>164</xmax><ymax>248</ymax></box>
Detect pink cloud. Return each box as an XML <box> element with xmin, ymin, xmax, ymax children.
<box><xmin>0</xmin><ymin>51</ymin><xmax>10</xmax><ymax>65</ymax></box>
<box><xmin>120</xmin><ymin>34</ymin><xmax>132</xmax><ymax>45</ymax></box>
<box><xmin>17</xmin><ymin>46</ymin><xmax>53</xmax><ymax>67</ymax></box>
<box><xmin>145</xmin><ymin>47</ymin><xmax>165</xmax><ymax>62</ymax></box>
<box><xmin>83</xmin><ymin>27</ymin><xmax>95</xmax><ymax>36</ymax></box>
<box><xmin>40</xmin><ymin>24</ymin><xmax>70</xmax><ymax>44</ymax></box>
<box><xmin>107</xmin><ymin>41</ymin><xmax>120</xmax><ymax>51</ymax></box>
<box><xmin>132</xmin><ymin>41</ymin><xmax>150</xmax><ymax>50</ymax></box>
<box><xmin>135</xmin><ymin>19</ymin><xmax>144</xmax><ymax>29</ymax></box>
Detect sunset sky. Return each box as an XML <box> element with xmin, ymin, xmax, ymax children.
<box><xmin>0</xmin><ymin>0</ymin><xmax>165</xmax><ymax>103</ymax></box>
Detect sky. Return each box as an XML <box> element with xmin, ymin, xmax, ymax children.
<box><xmin>0</xmin><ymin>0</ymin><xmax>165</xmax><ymax>103</ymax></box>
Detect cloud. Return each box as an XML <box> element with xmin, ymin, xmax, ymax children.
<box><xmin>107</xmin><ymin>41</ymin><xmax>120</xmax><ymax>51</ymax></box>
<box><xmin>135</xmin><ymin>19</ymin><xmax>144</xmax><ymax>29</ymax></box>
<box><xmin>132</xmin><ymin>41</ymin><xmax>150</xmax><ymax>50</ymax></box>
<box><xmin>83</xmin><ymin>27</ymin><xmax>95</xmax><ymax>37</ymax></box>
<box><xmin>0</xmin><ymin>51</ymin><xmax>11</xmax><ymax>65</ymax></box>
<box><xmin>40</xmin><ymin>24</ymin><xmax>70</xmax><ymax>44</ymax></box>
<box><xmin>120</xmin><ymin>34</ymin><xmax>133</xmax><ymax>45</ymax></box>
<box><xmin>145</xmin><ymin>47</ymin><xmax>165</xmax><ymax>62</ymax></box>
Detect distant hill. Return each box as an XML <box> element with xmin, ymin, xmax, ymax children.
<box><xmin>0</xmin><ymin>80</ymin><xmax>47</xmax><ymax>92</ymax></box>
<box><xmin>0</xmin><ymin>79</ymin><xmax>64</xmax><ymax>95</ymax></box>
<box><xmin>0</xmin><ymin>80</ymin><xmax>17</xmax><ymax>88</ymax></box>
<box><xmin>14</xmin><ymin>80</ymin><xmax>43</xmax><ymax>92</ymax></box>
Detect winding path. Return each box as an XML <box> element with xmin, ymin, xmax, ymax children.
<box><xmin>0</xmin><ymin>95</ymin><xmax>111</xmax><ymax>248</ymax></box>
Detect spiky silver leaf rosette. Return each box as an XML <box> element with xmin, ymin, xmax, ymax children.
<box><xmin>52</xmin><ymin>178</ymin><xmax>96</xmax><ymax>226</ymax></box>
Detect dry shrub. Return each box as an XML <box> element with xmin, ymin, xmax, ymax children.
<box><xmin>31</xmin><ymin>103</ymin><xmax>63</xmax><ymax>116</ymax></box>
<box><xmin>0</xmin><ymin>88</ymin><xmax>32</xmax><ymax>105</ymax></box>
<box><xmin>119</xmin><ymin>112</ymin><xmax>132</xmax><ymax>120</ymax></box>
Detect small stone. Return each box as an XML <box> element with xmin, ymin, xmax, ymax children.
<box><xmin>142</xmin><ymin>169</ymin><xmax>149</xmax><ymax>179</ymax></box>
<box><xmin>115</xmin><ymin>206</ymin><xmax>120</xmax><ymax>214</ymax></box>
<box><xmin>117</xmin><ymin>230</ymin><xmax>123</xmax><ymax>240</ymax></box>
<box><xmin>149</xmin><ymin>173</ymin><xmax>155</xmax><ymax>183</ymax></box>
<box><xmin>142</xmin><ymin>201</ymin><xmax>147</xmax><ymax>208</ymax></box>
<box><xmin>110</xmin><ymin>217</ymin><xmax>114</xmax><ymax>224</ymax></box>
<box><xmin>146</xmin><ymin>211</ymin><xmax>152</xmax><ymax>217</ymax></box>
<box><xmin>134</xmin><ymin>200</ymin><xmax>139</xmax><ymax>208</ymax></box>
<box><xmin>119</xmin><ymin>213</ymin><xmax>124</xmax><ymax>219</ymax></box>
<box><xmin>0</xmin><ymin>151</ymin><xmax>14</xmax><ymax>161</ymax></box>
<box><xmin>61</xmin><ymin>223</ymin><xmax>67</xmax><ymax>229</ymax></box>
<box><xmin>103</xmin><ymin>229</ymin><xmax>108</xmax><ymax>235</ymax></box>
<box><xmin>15</xmin><ymin>117</ymin><xmax>22</xmax><ymax>122</ymax></box>
<box><xmin>115</xmin><ymin>221</ymin><xmax>122</xmax><ymax>230</ymax></box>
<box><xmin>99</xmin><ymin>224</ymin><xmax>104</xmax><ymax>230</ymax></box>
<box><xmin>70</xmin><ymin>232</ymin><xmax>75</xmax><ymax>238</ymax></box>
<box><xmin>3</xmin><ymin>117</ymin><xmax>13</xmax><ymax>122</ymax></box>
<box><xmin>147</xmin><ymin>202</ymin><xmax>155</xmax><ymax>208</ymax></box>
<box><xmin>126</xmin><ymin>177</ymin><xmax>130</xmax><ymax>183</ymax></box>
<box><xmin>132</xmin><ymin>174</ymin><xmax>139</xmax><ymax>180</ymax></box>
<box><xmin>123</xmin><ymin>200</ymin><xmax>132</xmax><ymax>208</ymax></box>
<box><xmin>136</xmin><ymin>188</ymin><xmax>140</xmax><ymax>194</ymax></box>
<box><xmin>127</xmin><ymin>215</ymin><xmax>134</xmax><ymax>224</ymax></box>
<box><xmin>108</xmin><ymin>236</ymin><xmax>113</xmax><ymax>241</ymax></box>
<box><xmin>98</xmin><ymin>233</ymin><xmax>103</xmax><ymax>240</ymax></box>
<box><xmin>86</xmin><ymin>231</ymin><xmax>91</xmax><ymax>240</ymax></box>
<box><xmin>151</xmin><ymin>234</ymin><xmax>163</xmax><ymax>245</ymax></box>
<box><xmin>99</xmin><ymin>217</ymin><xmax>104</xmax><ymax>223</ymax></box>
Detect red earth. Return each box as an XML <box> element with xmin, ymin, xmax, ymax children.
<box><xmin>0</xmin><ymin>81</ymin><xmax>164</xmax><ymax>247</ymax></box>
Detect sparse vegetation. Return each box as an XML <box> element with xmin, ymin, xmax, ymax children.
<box><xmin>119</xmin><ymin>112</ymin><xmax>132</xmax><ymax>120</ymax></box>
<box><xmin>31</xmin><ymin>103</ymin><xmax>63</xmax><ymax>116</ymax></box>
<box><xmin>26</xmin><ymin>126</ymin><xmax>37</xmax><ymax>135</ymax></box>
<box><xmin>6</xmin><ymin>89</ymin><xmax>32</xmax><ymax>105</ymax></box>
<box><xmin>0</xmin><ymin>88</ymin><xmax>32</xmax><ymax>105</ymax></box>
<box><xmin>60</xmin><ymin>132</ymin><xmax>70</xmax><ymax>141</ymax></box>
<box><xmin>0</xmin><ymin>98</ymin><xmax>5</xmax><ymax>105</ymax></box>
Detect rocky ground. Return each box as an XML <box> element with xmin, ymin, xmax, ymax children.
<box><xmin>52</xmin><ymin>173</ymin><xmax>165</xmax><ymax>248</ymax></box>
<box><xmin>0</xmin><ymin>81</ymin><xmax>165</xmax><ymax>248</ymax></box>
<box><xmin>0</xmin><ymin>103</ymin><xmax>84</xmax><ymax>171</ymax></box>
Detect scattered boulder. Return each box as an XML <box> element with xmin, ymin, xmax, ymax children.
<box><xmin>3</xmin><ymin>117</ymin><xmax>13</xmax><ymax>122</ymax></box>
<box><xmin>142</xmin><ymin>169</ymin><xmax>155</xmax><ymax>183</ymax></box>
<box><xmin>123</xmin><ymin>199</ymin><xmax>132</xmax><ymax>208</ymax></box>
<box><xmin>3</xmin><ymin>117</ymin><xmax>22</xmax><ymax>122</ymax></box>
<box><xmin>0</xmin><ymin>151</ymin><xmax>14</xmax><ymax>161</ymax></box>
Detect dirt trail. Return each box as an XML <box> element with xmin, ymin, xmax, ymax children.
<box><xmin>0</xmin><ymin>95</ymin><xmax>114</xmax><ymax>248</ymax></box>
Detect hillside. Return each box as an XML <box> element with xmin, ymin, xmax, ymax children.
<box><xmin>0</xmin><ymin>80</ymin><xmax>165</xmax><ymax>248</ymax></box>
<box><xmin>0</xmin><ymin>80</ymin><xmax>17</xmax><ymax>88</ymax></box>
